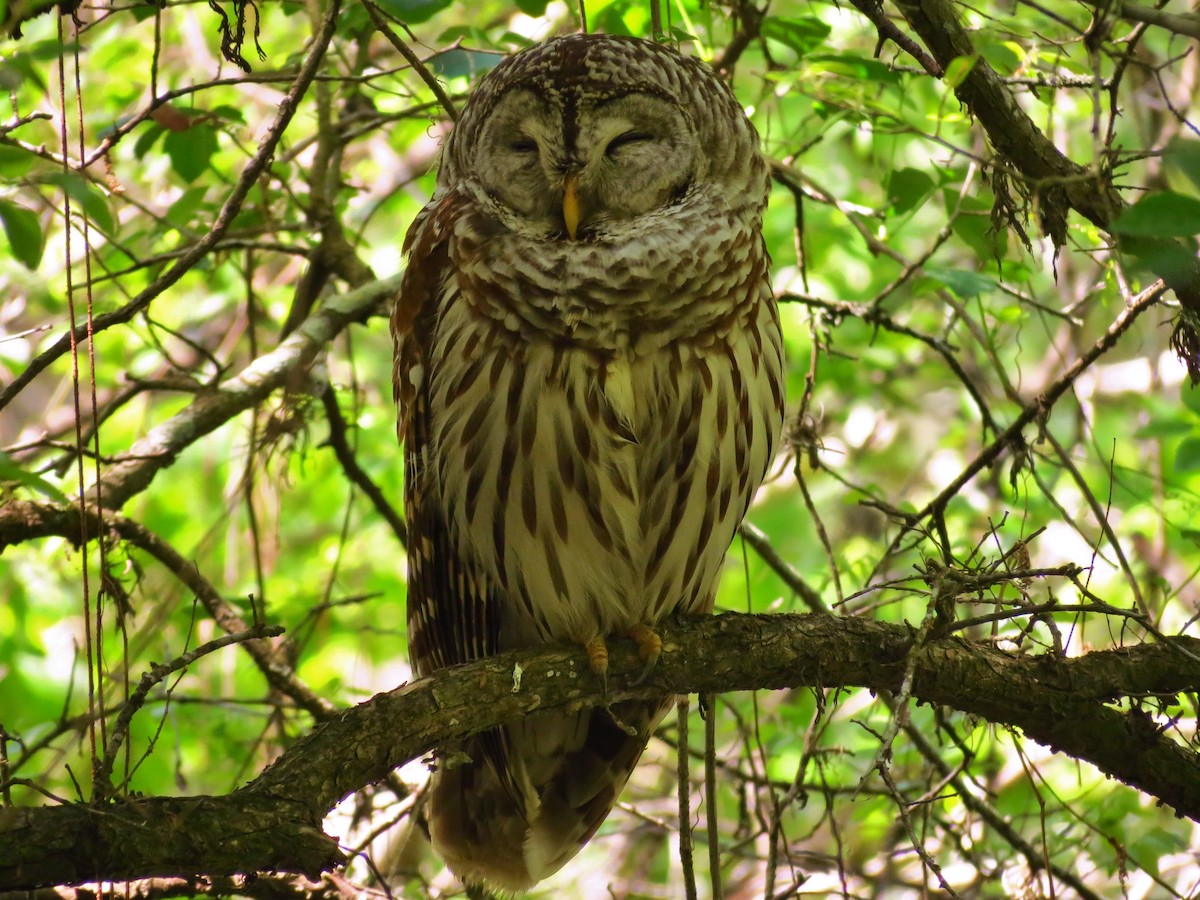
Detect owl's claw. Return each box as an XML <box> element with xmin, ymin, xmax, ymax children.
<box><xmin>585</xmin><ymin>635</ymin><xmax>609</xmax><ymax>697</ymax></box>
<box><xmin>627</xmin><ymin>624</ymin><xmax>662</xmax><ymax>685</ymax></box>
<box><xmin>585</xmin><ymin>628</ymin><xmax>660</xmax><ymax>692</ymax></box>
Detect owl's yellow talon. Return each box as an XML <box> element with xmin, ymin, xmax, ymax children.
<box><xmin>585</xmin><ymin>635</ymin><xmax>610</xmax><ymax>697</ymax></box>
<box><xmin>627</xmin><ymin>624</ymin><xmax>662</xmax><ymax>685</ymax></box>
<box><xmin>584</xmin><ymin>635</ymin><xmax>609</xmax><ymax>674</ymax></box>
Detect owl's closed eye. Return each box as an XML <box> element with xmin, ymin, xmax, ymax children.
<box><xmin>473</xmin><ymin>88</ymin><xmax>700</xmax><ymax>238</ymax></box>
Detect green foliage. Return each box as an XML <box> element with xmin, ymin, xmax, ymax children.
<box><xmin>0</xmin><ymin>198</ymin><xmax>42</xmax><ymax>268</ymax></box>
<box><xmin>760</xmin><ymin>15</ymin><xmax>831</xmax><ymax>57</ymax></box>
<box><xmin>162</xmin><ymin>124</ymin><xmax>221</xmax><ymax>183</ymax></box>
<box><xmin>1</xmin><ymin>0</ymin><xmax>1199</xmax><ymax>896</ymax></box>
<box><xmin>1112</xmin><ymin>191</ymin><xmax>1200</xmax><ymax>238</ymax></box>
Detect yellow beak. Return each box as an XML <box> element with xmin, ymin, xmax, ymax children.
<box><xmin>563</xmin><ymin>174</ymin><xmax>581</xmax><ymax>240</ymax></box>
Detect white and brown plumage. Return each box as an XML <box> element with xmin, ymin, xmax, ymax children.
<box><xmin>391</xmin><ymin>33</ymin><xmax>785</xmax><ymax>891</ymax></box>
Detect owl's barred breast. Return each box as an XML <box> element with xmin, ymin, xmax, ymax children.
<box><xmin>419</xmin><ymin>195</ymin><xmax>784</xmax><ymax>650</ymax></box>
<box><xmin>453</xmin><ymin>179</ymin><xmax>768</xmax><ymax>350</ymax></box>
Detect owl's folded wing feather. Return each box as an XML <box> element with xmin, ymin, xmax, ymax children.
<box><xmin>394</xmin><ymin>192</ymin><xmax>541</xmax><ymax>880</ymax></box>
<box><xmin>394</xmin><ymin>187</ymin><xmax>503</xmax><ymax>675</ymax></box>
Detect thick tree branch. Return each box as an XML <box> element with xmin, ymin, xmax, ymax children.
<box><xmin>3</xmin><ymin>612</ymin><xmax>1200</xmax><ymax>891</ymax></box>
<box><xmin>889</xmin><ymin>0</ymin><xmax>1124</xmax><ymax>230</ymax></box>
<box><xmin>0</xmin><ymin>794</ymin><xmax>342</xmax><ymax>890</ymax></box>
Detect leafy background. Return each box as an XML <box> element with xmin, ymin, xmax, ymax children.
<box><xmin>1</xmin><ymin>0</ymin><xmax>1199</xmax><ymax>895</ymax></box>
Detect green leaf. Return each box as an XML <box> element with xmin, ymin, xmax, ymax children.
<box><xmin>165</xmin><ymin>186</ymin><xmax>210</xmax><ymax>230</ymax></box>
<box><xmin>0</xmin><ymin>41</ymin><xmax>83</xmax><ymax>92</ymax></box>
<box><xmin>133</xmin><ymin>122</ymin><xmax>167</xmax><ymax>159</ymax></box>
<box><xmin>1176</xmin><ymin>436</ymin><xmax>1200</xmax><ymax>473</ymax></box>
<box><xmin>0</xmin><ymin>56</ymin><xmax>38</xmax><ymax>93</ymax></box>
<box><xmin>924</xmin><ymin>266</ymin><xmax>995</xmax><ymax>299</ymax></box>
<box><xmin>1133</xmin><ymin>419</ymin><xmax>1194</xmax><ymax>438</ymax></box>
<box><xmin>39</xmin><ymin>172</ymin><xmax>116</xmax><ymax>234</ymax></box>
<box><xmin>993</xmin><ymin>303</ymin><xmax>1025</xmax><ymax>324</ymax></box>
<box><xmin>0</xmin><ymin>451</ymin><xmax>69</xmax><ymax>503</ymax></box>
<box><xmin>0</xmin><ymin>199</ymin><xmax>44</xmax><ymax>269</ymax></box>
<box><xmin>943</xmin><ymin>55</ymin><xmax>978</xmax><ymax>88</ymax></box>
<box><xmin>942</xmin><ymin>189</ymin><xmax>1007</xmax><ymax>260</ymax></box>
<box><xmin>164</xmin><ymin>124</ymin><xmax>219</xmax><ymax>183</ymax></box>
<box><xmin>210</xmin><ymin>105</ymin><xmax>247</xmax><ymax>124</ymax></box>
<box><xmin>0</xmin><ymin>143</ymin><xmax>38</xmax><ymax>178</ymax></box>
<box><xmin>435</xmin><ymin>25</ymin><xmax>490</xmax><ymax>45</ymax></box>
<box><xmin>1164</xmin><ymin>137</ymin><xmax>1200</xmax><ymax>193</ymax></box>
<box><xmin>807</xmin><ymin>54</ymin><xmax>901</xmax><ymax>83</ymax></box>
<box><xmin>761</xmin><ymin>16</ymin><xmax>832</xmax><ymax>57</ymax></box>
<box><xmin>887</xmin><ymin>168</ymin><xmax>935</xmax><ymax>215</ymax></box>
<box><xmin>1183</xmin><ymin>384</ymin><xmax>1200</xmax><ymax>418</ymax></box>
<box><xmin>1111</xmin><ymin>191</ymin><xmax>1200</xmax><ymax>238</ymax></box>
<box><xmin>979</xmin><ymin>41</ymin><xmax>1023</xmax><ymax>76</ymax></box>
<box><xmin>514</xmin><ymin>0</ymin><xmax>548</xmax><ymax>15</ymax></box>
<box><xmin>1129</xmin><ymin>826</ymin><xmax>1188</xmax><ymax>864</ymax></box>
<box><xmin>372</xmin><ymin>0</ymin><xmax>452</xmax><ymax>24</ymax></box>
<box><xmin>426</xmin><ymin>48</ymin><xmax>505</xmax><ymax>80</ymax></box>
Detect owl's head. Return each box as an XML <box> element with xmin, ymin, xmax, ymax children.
<box><xmin>440</xmin><ymin>34</ymin><xmax>766</xmax><ymax>241</ymax></box>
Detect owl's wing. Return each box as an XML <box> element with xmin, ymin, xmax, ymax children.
<box><xmin>395</xmin><ymin>197</ymin><xmax>542</xmax><ymax>870</ymax></box>
<box><xmin>392</xmin><ymin>191</ymin><xmax>501</xmax><ymax>675</ymax></box>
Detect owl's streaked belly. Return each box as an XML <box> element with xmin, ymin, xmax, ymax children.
<box><xmin>423</xmin><ymin>282</ymin><xmax>784</xmax><ymax>650</ymax></box>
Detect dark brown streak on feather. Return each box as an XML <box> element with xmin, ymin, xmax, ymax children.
<box><xmin>522</xmin><ymin>470</ymin><xmax>538</xmax><ymax>536</ymax></box>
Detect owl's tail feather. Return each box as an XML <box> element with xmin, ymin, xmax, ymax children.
<box><xmin>427</xmin><ymin>700</ymin><xmax>667</xmax><ymax>891</ymax></box>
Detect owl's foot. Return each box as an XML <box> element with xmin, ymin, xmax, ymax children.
<box><xmin>585</xmin><ymin>635</ymin><xmax>609</xmax><ymax>697</ymax></box>
<box><xmin>584</xmin><ymin>628</ymin><xmax>660</xmax><ymax>691</ymax></box>
<box><xmin>626</xmin><ymin>624</ymin><xmax>662</xmax><ymax>685</ymax></box>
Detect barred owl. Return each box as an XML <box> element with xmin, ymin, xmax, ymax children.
<box><xmin>391</xmin><ymin>32</ymin><xmax>785</xmax><ymax>891</ymax></box>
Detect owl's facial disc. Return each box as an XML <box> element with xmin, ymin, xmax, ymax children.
<box><xmin>474</xmin><ymin>88</ymin><xmax>698</xmax><ymax>240</ymax></box>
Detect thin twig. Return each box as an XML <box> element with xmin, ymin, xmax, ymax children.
<box><xmin>94</xmin><ymin>625</ymin><xmax>285</xmax><ymax>794</ymax></box>
<box><xmin>319</xmin><ymin>384</ymin><xmax>407</xmax><ymax>547</ymax></box>
<box><xmin>87</xmin><ymin>274</ymin><xmax>398</xmax><ymax>513</ymax></box>
<box><xmin>889</xmin><ymin>281</ymin><xmax>1166</xmax><ymax>553</ymax></box>
<box><xmin>677</xmin><ymin>697</ymin><xmax>698</xmax><ymax>900</ymax></box>
<box><xmin>779</xmin><ymin>291</ymin><xmax>1002</xmax><ymax>436</ymax></box>
<box><xmin>738</xmin><ymin>522</ymin><xmax>826</xmax><ymax>613</ymax></box>
<box><xmin>704</xmin><ymin>692</ymin><xmax>722</xmax><ymax>900</ymax></box>
<box><xmin>901</xmin><ymin>720</ymin><xmax>1107</xmax><ymax>900</ymax></box>
<box><xmin>876</xmin><ymin>765</ymin><xmax>960</xmax><ymax>896</ymax></box>
<box><xmin>845</xmin><ymin>0</ymin><xmax>944</xmax><ymax>76</ymax></box>
<box><xmin>363</xmin><ymin>1</ymin><xmax>458</xmax><ymax>122</ymax></box>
